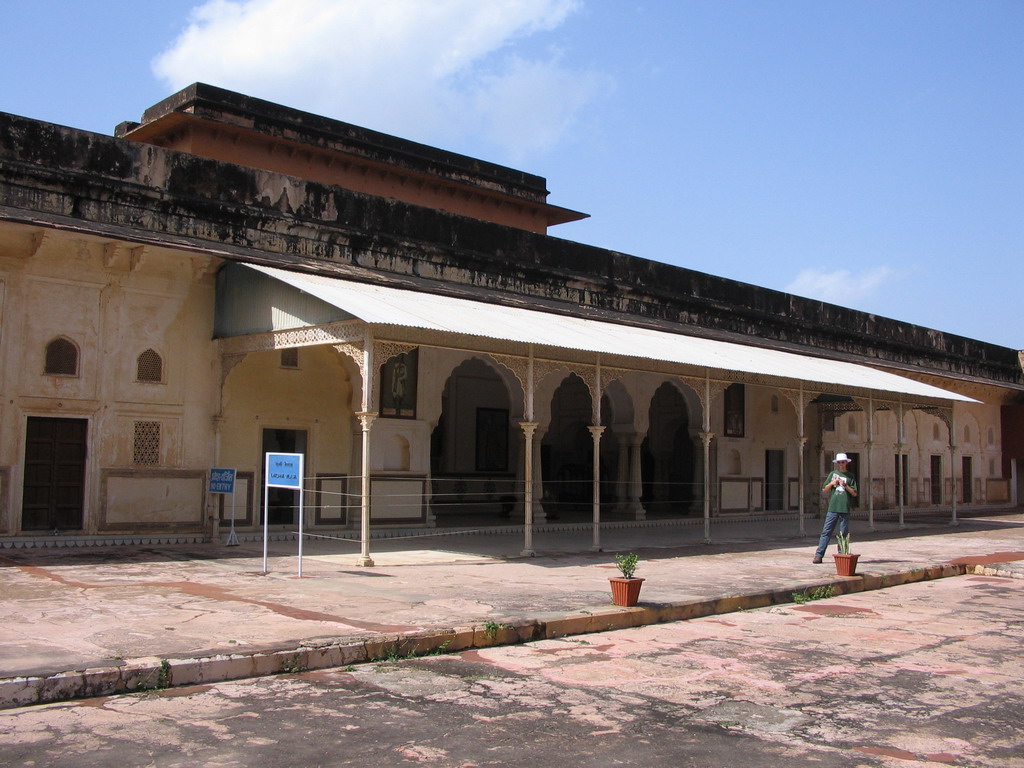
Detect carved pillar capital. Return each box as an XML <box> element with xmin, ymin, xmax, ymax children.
<box><xmin>357</xmin><ymin>411</ymin><xmax>378</xmax><ymax>432</ymax></box>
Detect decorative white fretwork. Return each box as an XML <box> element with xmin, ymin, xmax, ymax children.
<box><xmin>374</xmin><ymin>341</ymin><xmax>418</xmax><ymax>366</ymax></box>
<box><xmin>490</xmin><ymin>354</ymin><xmax>530</xmax><ymax>392</ymax></box>
<box><xmin>678</xmin><ymin>376</ymin><xmax>728</xmax><ymax>425</ymax></box>
<box><xmin>779</xmin><ymin>387</ymin><xmax>812</xmax><ymax>417</ymax></box>
<box><xmin>602</xmin><ymin>367</ymin><xmax>628</xmax><ymax>387</ymax></box>
<box><xmin>918</xmin><ymin>405</ymin><xmax>954</xmax><ymax>431</ymax></box>
<box><xmin>331</xmin><ymin>342</ymin><xmax>366</xmax><ymax>380</ymax></box>
<box><xmin>220</xmin><ymin>353</ymin><xmax>246</xmax><ymax>386</ymax></box>
<box><xmin>533</xmin><ymin>359</ymin><xmax>569</xmax><ymax>386</ymax></box>
<box><xmin>218</xmin><ymin>319</ymin><xmax>365</xmax><ymax>356</ymax></box>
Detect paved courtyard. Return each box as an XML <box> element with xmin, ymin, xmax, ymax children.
<box><xmin>1</xmin><ymin>573</ymin><xmax>1022</xmax><ymax>767</ymax></box>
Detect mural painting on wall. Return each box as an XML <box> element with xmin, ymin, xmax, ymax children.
<box><xmin>380</xmin><ymin>348</ymin><xmax>419</xmax><ymax>418</ymax></box>
<box><xmin>476</xmin><ymin>407</ymin><xmax>509</xmax><ymax>471</ymax></box>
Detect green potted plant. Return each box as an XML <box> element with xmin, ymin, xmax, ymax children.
<box><xmin>833</xmin><ymin>532</ymin><xmax>860</xmax><ymax>577</ymax></box>
<box><xmin>609</xmin><ymin>552</ymin><xmax>644</xmax><ymax>606</ymax></box>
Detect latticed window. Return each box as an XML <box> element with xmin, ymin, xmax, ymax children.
<box><xmin>44</xmin><ymin>337</ymin><xmax>78</xmax><ymax>376</ymax></box>
<box><xmin>136</xmin><ymin>349</ymin><xmax>163</xmax><ymax>383</ymax></box>
<box><xmin>280</xmin><ymin>348</ymin><xmax>299</xmax><ymax>368</ymax></box>
<box><xmin>133</xmin><ymin>421</ymin><xmax>161</xmax><ymax>465</ymax></box>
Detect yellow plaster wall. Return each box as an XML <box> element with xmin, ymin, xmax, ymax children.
<box><xmin>218</xmin><ymin>346</ymin><xmax>355</xmax><ymax>525</ymax></box>
<box><xmin>0</xmin><ymin>224</ymin><xmax>219</xmax><ymax>534</ymax></box>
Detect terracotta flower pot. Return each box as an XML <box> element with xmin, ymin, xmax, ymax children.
<box><xmin>833</xmin><ymin>553</ymin><xmax>860</xmax><ymax>577</ymax></box>
<box><xmin>609</xmin><ymin>577</ymin><xmax>645</xmax><ymax>606</ymax></box>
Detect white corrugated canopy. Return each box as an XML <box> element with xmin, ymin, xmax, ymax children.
<box><xmin>247</xmin><ymin>263</ymin><xmax>975</xmax><ymax>403</ymax></box>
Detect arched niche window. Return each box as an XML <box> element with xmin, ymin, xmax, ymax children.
<box><xmin>136</xmin><ymin>349</ymin><xmax>164</xmax><ymax>383</ymax></box>
<box><xmin>44</xmin><ymin>337</ymin><xmax>79</xmax><ymax>376</ymax></box>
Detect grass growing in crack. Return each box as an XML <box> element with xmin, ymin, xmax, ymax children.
<box><xmin>425</xmin><ymin>638</ymin><xmax>453</xmax><ymax>656</ymax></box>
<box><xmin>376</xmin><ymin>636</ymin><xmax>456</xmax><ymax>663</ymax></box>
<box><xmin>157</xmin><ymin>659</ymin><xmax>171</xmax><ymax>689</ymax></box>
<box><xmin>482</xmin><ymin>620</ymin><xmax>506</xmax><ymax>641</ymax></box>
<box><xmin>792</xmin><ymin>585</ymin><xmax>835</xmax><ymax>604</ymax></box>
<box><xmin>134</xmin><ymin>659</ymin><xmax>172</xmax><ymax>692</ymax></box>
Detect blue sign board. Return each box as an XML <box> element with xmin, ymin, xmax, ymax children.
<box><xmin>209</xmin><ymin>467</ymin><xmax>236</xmax><ymax>494</ymax></box>
<box><xmin>265</xmin><ymin>453</ymin><xmax>303</xmax><ymax>489</ymax></box>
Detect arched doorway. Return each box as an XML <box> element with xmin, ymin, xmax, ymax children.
<box><xmin>641</xmin><ymin>382</ymin><xmax>695</xmax><ymax>516</ymax></box>
<box><xmin>542</xmin><ymin>374</ymin><xmax>593</xmax><ymax>518</ymax></box>
<box><xmin>430</xmin><ymin>357</ymin><xmax>515</xmax><ymax>523</ymax></box>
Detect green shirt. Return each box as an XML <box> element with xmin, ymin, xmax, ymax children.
<box><xmin>824</xmin><ymin>470</ymin><xmax>857</xmax><ymax>514</ymax></box>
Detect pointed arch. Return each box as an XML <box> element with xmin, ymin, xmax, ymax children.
<box><xmin>136</xmin><ymin>348</ymin><xmax>164</xmax><ymax>383</ymax></box>
<box><xmin>642</xmin><ymin>380</ymin><xmax>697</xmax><ymax>516</ymax></box>
<box><xmin>44</xmin><ymin>336</ymin><xmax>79</xmax><ymax>376</ymax></box>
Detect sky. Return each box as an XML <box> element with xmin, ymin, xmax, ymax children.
<box><xmin>2</xmin><ymin>0</ymin><xmax>1021</xmax><ymax>349</ymax></box>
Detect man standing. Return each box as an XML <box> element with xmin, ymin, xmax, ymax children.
<box><xmin>813</xmin><ymin>453</ymin><xmax>858</xmax><ymax>563</ymax></box>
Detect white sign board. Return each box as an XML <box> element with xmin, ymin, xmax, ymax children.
<box><xmin>262</xmin><ymin>452</ymin><xmax>305</xmax><ymax>576</ymax></box>
<box><xmin>265</xmin><ymin>453</ymin><xmax>302</xmax><ymax>489</ymax></box>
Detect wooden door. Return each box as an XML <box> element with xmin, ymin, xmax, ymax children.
<box><xmin>22</xmin><ymin>417</ymin><xmax>87</xmax><ymax>531</ymax></box>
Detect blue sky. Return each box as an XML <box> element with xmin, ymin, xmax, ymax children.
<box><xmin>2</xmin><ymin>0</ymin><xmax>1021</xmax><ymax>349</ymax></box>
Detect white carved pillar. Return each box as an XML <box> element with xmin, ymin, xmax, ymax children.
<box><xmin>357</xmin><ymin>411</ymin><xmax>376</xmax><ymax>567</ymax></box>
<box><xmin>589</xmin><ymin>425</ymin><xmax>606</xmax><ymax>551</ymax></box>
<box><xmin>700</xmin><ymin>431</ymin><xmax>714</xmax><ymax>543</ymax></box>
<box><xmin>866</xmin><ymin>396</ymin><xmax>875</xmax><ymax>532</ymax></box>
<box><xmin>950</xmin><ymin>408</ymin><xmax>958</xmax><ymax>526</ymax></box>
<box><xmin>897</xmin><ymin>397</ymin><xmax>906</xmax><ymax>530</ymax></box>
<box><xmin>797</xmin><ymin>436</ymin><xmax>808</xmax><ymax>537</ymax></box>
<box><xmin>795</xmin><ymin>384</ymin><xmax>807</xmax><ymax>537</ymax></box>
<box><xmin>520</xmin><ymin>422</ymin><xmax>538</xmax><ymax>556</ymax></box>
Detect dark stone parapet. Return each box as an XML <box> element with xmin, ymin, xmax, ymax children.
<box><xmin>1</xmin><ymin>109</ymin><xmax>1020</xmax><ymax>389</ymax></box>
<box><xmin>119</xmin><ymin>82</ymin><xmax>551</xmax><ymax>205</ymax></box>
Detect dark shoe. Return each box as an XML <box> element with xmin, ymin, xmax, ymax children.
<box><xmin>812</xmin><ymin>556</ymin><xmax>823</xmax><ymax>564</ymax></box>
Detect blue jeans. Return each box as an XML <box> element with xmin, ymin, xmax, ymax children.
<box><xmin>815</xmin><ymin>511</ymin><xmax>850</xmax><ymax>559</ymax></box>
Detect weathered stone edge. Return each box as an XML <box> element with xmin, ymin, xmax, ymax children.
<box><xmin>0</xmin><ymin>563</ymin><xmax>976</xmax><ymax>710</ymax></box>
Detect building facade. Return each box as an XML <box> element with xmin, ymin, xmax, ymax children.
<box><xmin>1</xmin><ymin>84</ymin><xmax>1021</xmax><ymax>554</ymax></box>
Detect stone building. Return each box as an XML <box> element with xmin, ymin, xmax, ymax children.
<box><xmin>0</xmin><ymin>83</ymin><xmax>1021</xmax><ymax>556</ymax></box>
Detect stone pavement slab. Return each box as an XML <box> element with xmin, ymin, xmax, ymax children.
<box><xmin>4</xmin><ymin>575</ymin><xmax>1022</xmax><ymax>768</ymax></box>
<box><xmin>0</xmin><ymin>511</ymin><xmax>1022</xmax><ymax>709</ymax></box>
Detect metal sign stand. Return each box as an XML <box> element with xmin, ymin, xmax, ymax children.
<box><xmin>263</xmin><ymin>452</ymin><xmax>305</xmax><ymax>577</ymax></box>
<box><xmin>209</xmin><ymin>468</ymin><xmax>239</xmax><ymax>546</ymax></box>
<box><xmin>225</xmin><ymin>491</ymin><xmax>240</xmax><ymax>547</ymax></box>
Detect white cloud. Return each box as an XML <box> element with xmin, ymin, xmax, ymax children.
<box><xmin>152</xmin><ymin>0</ymin><xmax>599</xmax><ymax>160</ymax></box>
<box><xmin>784</xmin><ymin>265</ymin><xmax>896</xmax><ymax>306</ymax></box>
